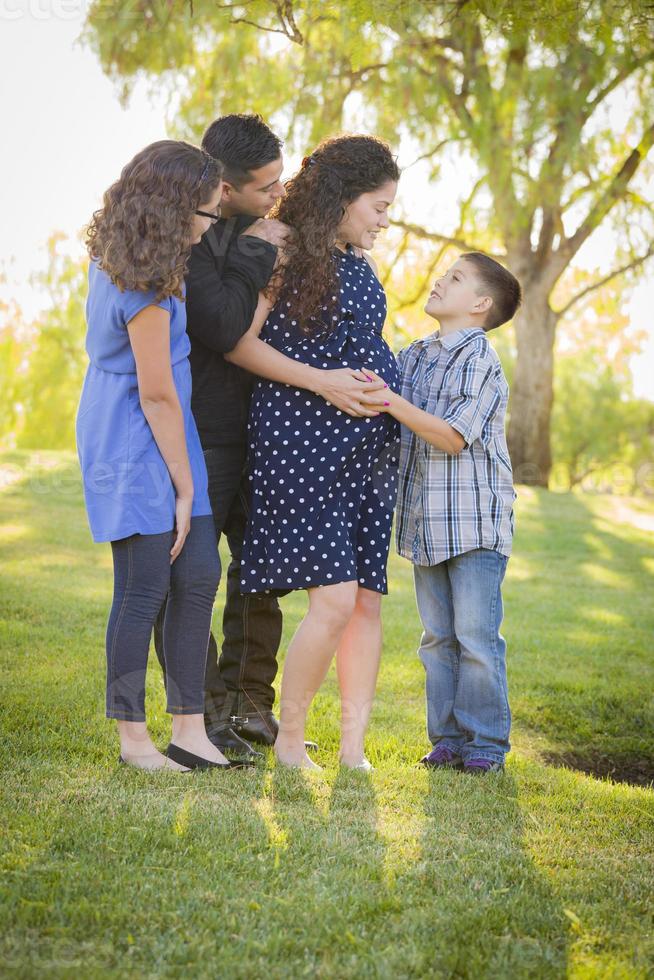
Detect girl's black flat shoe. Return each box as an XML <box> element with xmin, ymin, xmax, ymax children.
<box><xmin>118</xmin><ymin>753</ymin><xmax>177</xmax><ymax>770</ymax></box>
<box><xmin>164</xmin><ymin>743</ymin><xmax>255</xmax><ymax>770</ymax></box>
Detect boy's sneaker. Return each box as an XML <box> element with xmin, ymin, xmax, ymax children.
<box><xmin>420</xmin><ymin>745</ymin><xmax>463</xmax><ymax>769</ymax></box>
<box><xmin>463</xmin><ymin>757</ymin><xmax>504</xmax><ymax>774</ymax></box>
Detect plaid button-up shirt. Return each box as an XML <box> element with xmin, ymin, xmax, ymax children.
<box><xmin>396</xmin><ymin>327</ymin><xmax>515</xmax><ymax>566</ymax></box>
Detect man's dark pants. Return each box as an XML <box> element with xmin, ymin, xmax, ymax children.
<box><xmin>154</xmin><ymin>444</ymin><xmax>282</xmax><ymax>731</ymax></box>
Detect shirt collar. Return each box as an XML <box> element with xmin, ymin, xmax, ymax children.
<box><xmin>418</xmin><ymin>326</ymin><xmax>485</xmax><ymax>353</ymax></box>
<box><xmin>441</xmin><ymin>327</ymin><xmax>486</xmax><ymax>351</ymax></box>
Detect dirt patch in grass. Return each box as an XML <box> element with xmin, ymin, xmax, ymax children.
<box><xmin>543</xmin><ymin>750</ymin><xmax>654</xmax><ymax>788</ymax></box>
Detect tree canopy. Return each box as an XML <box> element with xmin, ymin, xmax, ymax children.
<box><xmin>83</xmin><ymin>0</ymin><xmax>654</xmax><ymax>484</ymax></box>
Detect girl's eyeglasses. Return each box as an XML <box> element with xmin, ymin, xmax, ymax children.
<box><xmin>195</xmin><ymin>207</ymin><xmax>221</xmax><ymax>222</ymax></box>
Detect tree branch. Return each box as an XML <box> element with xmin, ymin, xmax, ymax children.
<box><xmin>391</xmin><ymin>220</ymin><xmax>503</xmax><ymax>257</ymax></box>
<box><xmin>527</xmin><ymin>44</ymin><xmax>602</xmax><ymax>255</ymax></box>
<box><xmin>210</xmin><ymin>0</ymin><xmax>304</xmax><ymax>41</ymax></box>
<box><xmin>230</xmin><ymin>16</ymin><xmax>294</xmax><ymax>37</ymax></box>
<box><xmin>347</xmin><ymin>62</ymin><xmax>389</xmax><ymax>82</ymax></box>
<box><xmin>465</xmin><ymin>21</ymin><xmax>525</xmax><ymax>239</ymax></box>
<box><xmin>392</xmin><ymin>250</ymin><xmax>444</xmax><ymax>311</ymax></box>
<box><xmin>560</xmin><ymin>175</ymin><xmax>610</xmax><ymax>214</ymax></box>
<box><xmin>403</xmin><ymin>34</ymin><xmax>464</xmax><ymax>56</ymax></box>
<box><xmin>379</xmin><ymin>231</ymin><xmax>411</xmax><ymax>292</ymax></box>
<box><xmin>570</xmin><ymin>459</ymin><xmax>605</xmax><ymax>489</ymax></box>
<box><xmin>523</xmin><ymin>45</ymin><xmax>653</xmax><ymax>263</ymax></box>
<box><xmin>555</xmin><ymin>246</ymin><xmax>654</xmax><ymax>317</ymax></box>
<box><xmin>390</xmin><ymin>178</ymin><xmax>481</xmax><ymax>307</ymax></box>
<box><xmin>560</xmin><ymin>120</ymin><xmax>654</xmax><ymax>266</ymax></box>
<box><xmin>210</xmin><ymin>1</ymin><xmax>256</xmax><ymax>9</ymax></box>
<box><xmin>404</xmin><ymin>137</ymin><xmax>465</xmax><ymax>169</ymax></box>
<box><xmin>275</xmin><ymin>0</ymin><xmax>303</xmax><ymax>44</ymax></box>
<box><xmin>425</xmin><ymin>54</ymin><xmax>475</xmax><ymax>132</ymax></box>
<box><xmin>586</xmin><ymin>52</ymin><xmax>654</xmax><ymax>113</ymax></box>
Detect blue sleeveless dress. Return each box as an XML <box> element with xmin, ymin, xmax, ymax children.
<box><xmin>76</xmin><ymin>261</ymin><xmax>212</xmax><ymax>543</ymax></box>
<box><xmin>241</xmin><ymin>248</ymin><xmax>399</xmax><ymax>596</ymax></box>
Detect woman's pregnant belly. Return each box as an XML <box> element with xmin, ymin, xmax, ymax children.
<box><xmin>265</xmin><ymin>319</ymin><xmax>400</xmax><ymax>390</ymax></box>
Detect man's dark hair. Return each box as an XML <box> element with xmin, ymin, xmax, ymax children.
<box><xmin>201</xmin><ymin>113</ymin><xmax>283</xmax><ymax>189</ymax></box>
<box><xmin>461</xmin><ymin>252</ymin><xmax>522</xmax><ymax>331</ymax></box>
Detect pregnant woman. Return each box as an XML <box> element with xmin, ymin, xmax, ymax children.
<box><xmin>227</xmin><ymin>135</ymin><xmax>400</xmax><ymax>769</ymax></box>
<box><xmin>77</xmin><ymin>140</ymin><xmax>251</xmax><ymax>772</ymax></box>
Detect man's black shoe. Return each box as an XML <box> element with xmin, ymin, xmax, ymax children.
<box><xmin>232</xmin><ymin>711</ymin><xmax>318</xmax><ymax>752</ymax></box>
<box><xmin>232</xmin><ymin>711</ymin><xmax>277</xmax><ymax>746</ymax></box>
<box><xmin>206</xmin><ymin>726</ymin><xmax>263</xmax><ymax>762</ymax></box>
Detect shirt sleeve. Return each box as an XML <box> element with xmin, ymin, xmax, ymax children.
<box><xmin>120</xmin><ymin>288</ymin><xmax>171</xmax><ymax>327</ymax></box>
<box><xmin>185</xmin><ymin>231</ymin><xmax>277</xmax><ymax>355</ymax></box>
<box><xmin>441</xmin><ymin>351</ymin><xmax>502</xmax><ymax>446</ymax></box>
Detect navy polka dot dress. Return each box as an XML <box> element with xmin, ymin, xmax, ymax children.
<box><xmin>241</xmin><ymin>247</ymin><xmax>400</xmax><ymax>597</ymax></box>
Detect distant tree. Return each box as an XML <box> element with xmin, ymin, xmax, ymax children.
<box><xmin>551</xmin><ymin>353</ymin><xmax>652</xmax><ymax>491</ymax></box>
<box><xmin>10</xmin><ymin>237</ymin><xmax>88</xmax><ymax>451</ymax></box>
<box><xmin>84</xmin><ymin>0</ymin><xmax>654</xmax><ymax>485</ymax></box>
<box><xmin>0</xmin><ymin>291</ymin><xmax>27</xmax><ymax>448</ymax></box>
<box><xmin>549</xmin><ymin>279</ymin><xmax>653</xmax><ymax>493</ymax></box>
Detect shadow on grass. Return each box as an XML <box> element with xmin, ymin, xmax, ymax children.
<box><xmin>250</xmin><ymin>764</ymin><xmax>390</xmax><ymax>971</ymax></box>
<box><xmin>257</xmin><ymin>768</ymin><xmax>572</xmax><ymax>976</ymax></box>
<box><xmin>412</xmin><ymin>770</ymin><xmax>570</xmax><ymax>977</ymax></box>
<box><xmin>2</xmin><ymin>762</ymin><xmax>278</xmax><ymax>972</ymax></box>
<box><xmin>540</xmin><ymin>749</ymin><xmax>654</xmax><ymax>788</ymax></box>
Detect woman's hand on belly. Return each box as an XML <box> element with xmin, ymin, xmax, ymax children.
<box><xmin>312</xmin><ymin>367</ymin><xmax>388</xmax><ymax>417</ymax></box>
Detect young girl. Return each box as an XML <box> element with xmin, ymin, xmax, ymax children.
<box><xmin>226</xmin><ymin>135</ymin><xmax>401</xmax><ymax>769</ymax></box>
<box><xmin>77</xmin><ymin>140</ymin><xmax>251</xmax><ymax>772</ymax></box>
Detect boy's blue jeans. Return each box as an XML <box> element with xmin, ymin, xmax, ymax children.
<box><xmin>413</xmin><ymin>548</ymin><xmax>511</xmax><ymax>764</ymax></box>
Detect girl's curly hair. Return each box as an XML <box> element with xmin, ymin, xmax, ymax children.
<box><xmin>270</xmin><ymin>134</ymin><xmax>400</xmax><ymax>331</ymax></box>
<box><xmin>86</xmin><ymin>140</ymin><xmax>222</xmax><ymax>300</ymax></box>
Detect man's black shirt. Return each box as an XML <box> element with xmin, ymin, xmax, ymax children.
<box><xmin>186</xmin><ymin>215</ymin><xmax>277</xmax><ymax>448</ymax></box>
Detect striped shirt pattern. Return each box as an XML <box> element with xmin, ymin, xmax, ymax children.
<box><xmin>396</xmin><ymin>327</ymin><xmax>515</xmax><ymax>566</ymax></box>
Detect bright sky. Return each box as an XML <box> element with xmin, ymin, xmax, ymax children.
<box><xmin>1</xmin><ymin>13</ymin><xmax>652</xmax><ymax>398</ymax></box>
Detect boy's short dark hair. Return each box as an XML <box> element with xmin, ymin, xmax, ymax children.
<box><xmin>201</xmin><ymin>113</ymin><xmax>283</xmax><ymax>189</ymax></box>
<box><xmin>461</xmin><ymin>252</ymin><xmax>522</xmax><ymax>331</ymax></box>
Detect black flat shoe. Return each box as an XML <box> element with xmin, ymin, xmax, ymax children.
<box><xmin>232</xmin><ymin>712</ymin><xmax>319</xmax><ymax>752</ymax></box>
<box><xmin>118</xmin><ymin>753</ymin><xmax>190</xmax><ymax>772</ymax></box>
<box><xmin>164</xmin><ymin>743</ymin><xmax>255</xmax><ymax>770</ymax></box>
<box><xmin>206</xmin><ymin>726</ymin><xmax>263</xmax><ymax>762</ymax></box>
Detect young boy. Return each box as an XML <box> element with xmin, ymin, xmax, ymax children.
<box><xmin>374</xmin><ymin>251</ymin><xmax>522</xmax><ymax>773</ymax></box>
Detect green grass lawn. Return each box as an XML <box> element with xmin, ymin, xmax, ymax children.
<box><xmin>1</xmin><ymin>450</ymin><xmax>653</xmax><ymax>979</ymax></box>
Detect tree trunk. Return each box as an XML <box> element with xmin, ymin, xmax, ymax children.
<box><xmin>507</xmin><ymin>284</ymin><xmax>558</xmax><ymax>486</ymax></box>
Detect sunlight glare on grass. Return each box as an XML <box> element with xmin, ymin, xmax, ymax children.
<box><xmin>580</xmin><ymin>606</ymin><xmax>627</xmax><ymax>626</ymax></box>
<box><xmin>506</xmin><ymin>554</ymin><xmax>532</xmax><ymax>581</ymax></box>
<box><xmin>579</xmin><ymin>563</ymin><xmax>626</xmax><ymax>588</ymax></box>
<box><xmin>581</xmin><ymin>531</ymin><xmax>614</xmax><ymax>562</ymax></box>
<box><xmin>255</xmin><ymin>794</ymin><xmax>290</xmax><ymax>865</ymax></box>
<box><xmin>0</xmin><ymin>523</ymin><xmax>30</xmax><ymax>542</ymax></box>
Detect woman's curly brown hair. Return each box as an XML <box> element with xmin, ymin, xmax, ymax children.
<box><xmin>86</xmin><ymin>140</ymin><xmax>222</xmax><ymax>300</ymax></box>
<box><xmin>270</xmin><ymin>134</ymin><xmax>400</xmax><ymax>332</ymax></box>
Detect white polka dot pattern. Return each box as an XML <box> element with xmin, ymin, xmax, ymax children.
<box><xmin>241</xmin><ymin>248</ymin><xmax>400</xmax><ymax>596</ymax></box>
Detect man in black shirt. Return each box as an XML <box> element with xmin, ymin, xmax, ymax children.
<box><xmin>154</xmin><ymin>115</ymin><xmax>290</xmax><ymax>758</ymax></box>
<box><xmin>155</xmin><ymin>114</ymin><xmax>385</xmax><ymax>759</ymax></box>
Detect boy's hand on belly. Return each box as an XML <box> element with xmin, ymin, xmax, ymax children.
<box><xmin>359</xmin><ymin>369</ymin><xmax>394</xmax><ymax>411</ymax></box>
<box><xmin>365</xmin><ymin>388</ymin><xmax>396</xmax><ymax>413</ymax></box>
<box><xmin>312</xmin><ymin>367</ymin><xmax>387</xmax><ymax>418</ymax></box>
